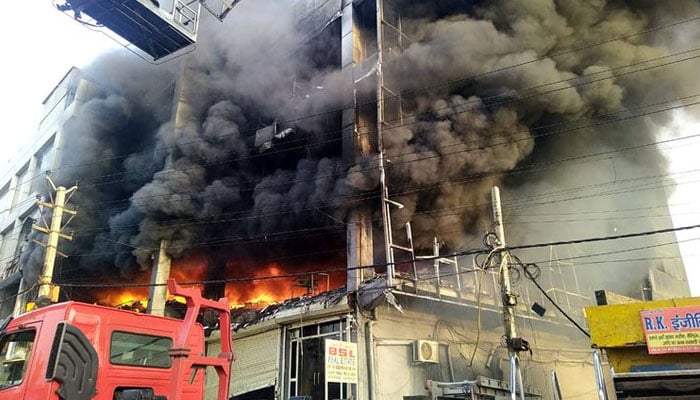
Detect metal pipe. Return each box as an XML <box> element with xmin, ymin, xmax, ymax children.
<box><xmin>279</xmin><ymin>325</ymin><xmax>287</xmax><ymax>399</ymax></box>
<box><xmin>12</xmin><ymin>274</ymin><xmax>27</xmax><ymax>317</ymax></box>
<box><xmin>406</xmin><ymin>222</ymin><xmax>418</xmax><ymax>286</ymax></box>
<box><xmin>516</xmin><ymin>358</ymin><xmax>525</xmax><ymax>400</ymax></box>
<box><xmin>453</xmin><ymin>256</ymin><xmax>462</xmax><ymax>293</ymax></box>
<box><xmin>550</xmin><ymin>370</ymin><xmax>563</xmax><ymax>400</ymax></box>
<box><xmin>379</xmin><ymin>153</ymin><xmax>394</xmax><ymax>288</ymax></box>
<box><xmin>365</xmin><ymin>321</ymin><xmax>376</xmax><ymax>400</ymax></box>
<box><xmin>508</xmin><ymin>354</ymin><xmax>525</xmax><ymax>400</ymax></box>
<box><xmin>376</xmin><ymin>0</ymin><xmax>394</xmax><ymax>289</ymax></box>
<box><xmin>434</xmin><ymin>237</ymin><xmax>441</xmax><ymax>299</ymax></box>
<box><xmin>445</xmin><ymin>344</ymin><xmax>456</xmax><ymax>381</ymax></box>
<box><xmin>593</xmin><ymin>351</ymin><xmax>609</xmax><ymax>400</ymax></box>
<box><xmin>509</xmin><ymin>355</ymin><xmax>517</xmax><ymax>400</ymax></box>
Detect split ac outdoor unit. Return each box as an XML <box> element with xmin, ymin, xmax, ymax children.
<box><xmin>413</xmin><ymin>340</ymin><xmax>439</xmax><ymax>363</ymax></box>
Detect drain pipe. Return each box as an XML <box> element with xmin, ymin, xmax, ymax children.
<box><xmin>365</xmin><ymin>320</ymin><xmax>376</xmax><ymax>400</ymax></box>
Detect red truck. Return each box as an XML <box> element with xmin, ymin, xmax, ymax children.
<box><xmin>0</xmin><ymin>280</ymin><xmax>233</xmax><ymax>400</ymax></box>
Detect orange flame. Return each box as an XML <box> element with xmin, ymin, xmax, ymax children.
<box><xmin>225</xmin><ymin>263</ymin><xmax>291</xmax><ymax>308</ymax></box>
<box><xmin>92</xmin><ymin>253</ymin><xmax>346</xmax><ymax>309</ymax></box>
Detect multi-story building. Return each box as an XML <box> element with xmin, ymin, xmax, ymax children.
<box><xmin>202</xmin><ymin>1</ymin><xmax>692</xmax><ymax>399</ymax></box>
<box><xmin>0</xmin><ymin>67</ymin><xmax>95</xmax><ymax>316</ymax></box>
<box><xmin>0</xmin><ymin>1</ymin><xmax>693</xmax><ymax>398</ymax></box>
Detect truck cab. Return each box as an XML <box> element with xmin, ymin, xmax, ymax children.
<box><xmin>0</xmin><ymin>280</ymin><xmax>232</xmax><ymax>400</ymax></box>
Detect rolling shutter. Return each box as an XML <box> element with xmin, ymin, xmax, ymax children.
<box><xmin>230</xmin><ymin>329</ymin><xmax>281</xmax><ymax>396</ymax></box>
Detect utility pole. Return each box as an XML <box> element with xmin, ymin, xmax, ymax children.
<box><xmin>492</xmin><ymin>187</ymin><xmax>519</xmax><ymax>345</ymax></box>
<box><xmin>491</xmin><ymin>186</ymin><xmax>525</xmax><ymax>400</ymax></box>
<box><xmin>33</xmin><ymin>172</ymin><xmax>78</xmax><ymax>304</ymax></box>
<box><xmin>147</xmin><ymin>239</ymin><xmax>172</xmax><ymax>316</ymax></box>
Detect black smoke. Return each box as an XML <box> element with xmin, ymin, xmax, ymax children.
<box><xmin>20</xmin><ymin>0</ymin><xmax>700</xmax><ymax>299</ymax></box>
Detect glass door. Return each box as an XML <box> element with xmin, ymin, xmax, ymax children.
<box><xmin>286</xmin><ymin>320</ymin><xmax>354</xmax><ymax>400</ymax></box>
<box><xmin>299</xmin><ymin>337</ymin><xmax>325</xmax><ymax>399</ymax></box>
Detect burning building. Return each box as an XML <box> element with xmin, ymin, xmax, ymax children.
<box><xmin>1</xmin><ymin>0</ymin><xmax>699</xmax><ymax>398</ymax></box>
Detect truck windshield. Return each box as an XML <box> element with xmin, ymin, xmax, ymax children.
<box><xmin>0</xmin><ymin>330</ymin><xmax>35</xmax><ymax>389</ymax></box>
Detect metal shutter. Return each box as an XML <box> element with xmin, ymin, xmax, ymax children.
<box><xmin>230</xmin><ymin>329</ymin><xmax>281</xmax><ymax>396</ymax></box>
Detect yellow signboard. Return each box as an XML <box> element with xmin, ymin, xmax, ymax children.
<box><xmin>325</xmin><ymin>339</ymin><xmax>358</xmax><ymax>383</ymax></box>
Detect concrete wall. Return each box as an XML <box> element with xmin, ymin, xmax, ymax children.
<box><xmin>368</xmin><ymin>295</ymin><xmax>597</xmax><ymax>399</ymax></box>
<box><xmin>208</xmin><ymin>293</ymin><xmax>598</xmax><ymax>400</ymax></box>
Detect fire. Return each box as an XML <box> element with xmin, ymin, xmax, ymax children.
<box><xmin>226</xmin><ymin>263</ymin><xmax>291</xmax><ymax>308</ymax></box>
<box><xmin>91</xmin><ymin>268</ymin><xmax>151</xmax><ymax>309</ymax></box>
<box><xmin>91</xmin><ymin>254</ymin><xmax>346</xmax><ymax>310</ymax></box>
<box><xmin>104</xmin><ymin>288</ymin><xmax>149</xmax><ymax>308</ymax></box>
<box><xmin>91</xmin><ymin>253</ymin><xmax>207</xmax><ymax>308</ymax></box>
<box><xmin>225</xmin><ymin>262</ymin><xmax>345</xmax><ymax>308</ymax></box>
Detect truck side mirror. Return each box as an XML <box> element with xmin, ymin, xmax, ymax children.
<box><xmin>45</xmin><ymin>322</ymin><xmax>99</xmax><ymax>400</ymax></box>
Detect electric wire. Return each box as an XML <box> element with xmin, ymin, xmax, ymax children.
<box><xmin>10</xmin><ymin>30</ymin><xmax>700</xmax><ymax>200</ymax></box>
<box><xmin>68</xmin><ymin>50</ymin><xmax>700</xmax><ymax>193</ymax></box>
<box><xmin>517</xmin><ymin>258</ymin><xmax>591</xmax><ymax>338</ymax></box>
<box><xmin>24</xmin><ymin>12</ymin><xmax>700</xmax><ymax>184</ymax></box>
<box><xmin>67</xmin><ymin>152</ymin><xmax>700</xmax><ymax>240</ymax></box>
<box><xmin>50</xmin><ymin>98</ymin><xmax>700</xmax><ymax>234</ymax></box>
<box><xmin>71</xmin><ymin>93</ymin><xmax>700</xmax><ymax>219</ymax></box>
<box><xmin>5</xmin><ymin>10</ymin><xmax>700</xmax><ymax>302</ymax></box>
<box><xmin>6</xmin><ymin>42</ymin><xmax>700</xmax><ymax>231</ymax></box>
<box><xmin>54</xmin><ymin>222</ymin><xmax>700</xmax><ymax>288</ymax></box>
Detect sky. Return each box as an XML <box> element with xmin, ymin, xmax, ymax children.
<box><xmin>0</xmin><ymin>2</ymin><xmax>119</xmax><ymax>161</ymax></box>
<box><xmin>2</xmin><ymin>2</ymin><xmax>700</xmax><ymax>295</ymax></box>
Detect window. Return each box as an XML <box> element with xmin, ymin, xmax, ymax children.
<box><xmin>0</xmin><ymin>183</ymin><xmax>10</xmax><ymax>214</ymax></box>
<box><xmin>0</xmin><ymin>329</ymin><xmax>35</xmax><ymax>389</ymax></box>
<box><xmin>13</xmin><ymin>163</ymin><xmax>30</xmax><ymax>205</ymax></box>
<box><xmin>0</xmin><ymin>231</ymin><xmax>10</xmax><ymax>272</ymax></box>
<box><xmin>33</xmin><ymin>136</ymin><xmax>56</xmax><ymax>180</ymax></box>
<box><xmin>110</xmin><ymin>331</ymin><xmax>172</xmax><ymax>368</ymax></box>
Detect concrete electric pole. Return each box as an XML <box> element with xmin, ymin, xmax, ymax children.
<box><xmin>491</xmin><ymin>186</ymin><xmax>525</xmax><ymax>400</ymax></box>
<box><xmin>491</xmin><ymin>187</ymin><xmax>519</xmax><ymax>347</ymax></box>
<box><xmin>33</xmin><ymin>172</ymin><xmax>78</xmax><ymax>304</ymax></box>
<box><xmin>147</xmin><ymin>239</ymin><xmax>172</xmax><ymax>316</ymax></box>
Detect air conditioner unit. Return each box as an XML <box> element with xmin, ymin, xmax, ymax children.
<box><xmin>413</xmin><ymin>340</ymin><xmax>439</xmax><ymax>363</ymax></box>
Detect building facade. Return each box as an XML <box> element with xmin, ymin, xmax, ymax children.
<box><xmin>202</xmin><ymin>1</ymin><xmax>693</xmax><ymax>399</ymax></box>
<box><xmin>0</xmin><ymin>0</ymin><xmax>692</xmax><ymax>398</ymax></box>
<box><xmin>0</xmin><ymin>67</ymin><xmax>94</xmax><ymax>316</ymax></box>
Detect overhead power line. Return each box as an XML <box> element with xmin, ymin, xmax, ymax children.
<box><xmin>73</xmin><ymin>49</ymin><xmax>700</xmax><ymax>193</ymax></box>
<box><xmin>508</xmin><ymin>223</ymin><xmax>700</xmax><ymax>252</ymax></box>
<box><xmin>56</xmin><ymin>91</ymin><xmax>700</xmax><ymax>223</ymax></box>
<box><xmin>5</xmin><ymin>12</ymin><xmax>700</xmax><ymax>283</ymax></box>
<box><xmin>10</xmin><ymin>18</ymin><xmax>700</xmax><ymax>200</ymax></box>
<box><xmin>55</xmin><ymin>222</ymin><xmax>700</xmax><ymax>288</ymax></box>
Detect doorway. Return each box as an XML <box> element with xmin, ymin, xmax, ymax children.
<box><xmin>286</xmin><ymin>320</ymin><xmax>355</xmax><ymax>400</ymax></box>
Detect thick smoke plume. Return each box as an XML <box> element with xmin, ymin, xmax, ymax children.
<box><xmin>379</xmin><ymin>0</ymin><xmax>700</xmax><ymax>294</ymax></box>
<box><xmin>20</xmin><ymin>0</ymin><xmax>700</xmax><ymax>298</ymax></box>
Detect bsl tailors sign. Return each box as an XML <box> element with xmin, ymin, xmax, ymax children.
<box><xmin>325</xmin><ymin>339</ymin><xmax>358</xmax><ymax>383</ymax></box>
<box><xmin>640</xmin><ymin>305</ymin><xmax>700</xmax><ymax>355</ymax></box>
